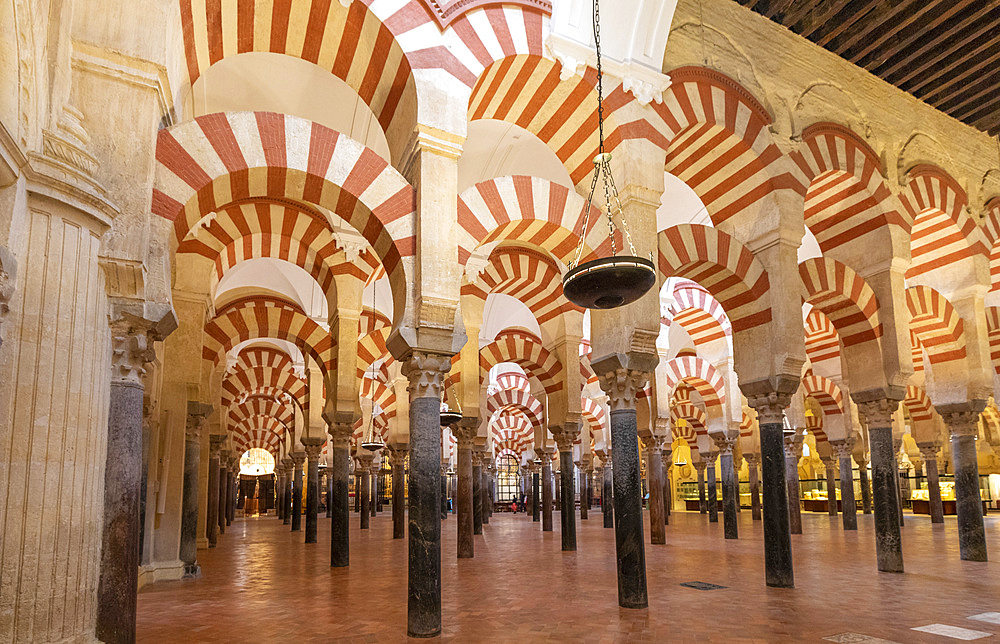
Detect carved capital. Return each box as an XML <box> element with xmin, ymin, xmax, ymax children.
<box><xmin>830</xmin><ymin>439</ymin><xmax>855</xmax><ymax>460</ymax></box>
<box><xmin>745</xmin><ymin>392</ymin><xmax>791</xmax><ymax>425</ymax></box>
<box><xmin>549</xmin><ymin>423</ymin><xmax>580</xmax><ymax>452</ymax></box>
<box><xmin>783</xmin><ymin>434</ymin><xmax>804</xmax><ymax>459</ymax></box>
<box><xmin>744</xmin><ymin>453</ymin><xmax>759</xmax><ymax>467</ymax></box>
<box><xmin>941</xmin><ymin>410</ymin><xmax>981</xmax><ymax>438</ymax></box>
<box><xmin>712</xmin><ymin>434</ymin><xmax>737</xmax><ymax>456</ymax></box>
<box><xmin>401</xmin><ymin>351</ymin><xmax>451</xmax><ymax>400</ymax></box>
<box><xmin>917</xmin><ymin>441</ymin><xmax>942</xmax><ymax>461</ymax></box>
<box><xmin>291</xmin><ymin>452</ymin><xmax>306</xmax><ymax>469</ymax></box>
<box><xmin>453</xmin><ymin>419</ymin><xmax>478</xmax><ymax>448</ymax></box>
<box><xmin>110</xmin><ymin>317</ymin><xmax>156</xmax><ymax>387</ymax></box>
<box><xmin>302</xmin><ymin>440</ymin><xmax>324</xmax><ymax>460</ymax></box>
<box><xmin>598</xmin><ymin>368</ymin><xmax>649</xmax><ymax>412</ymax></box>
<box><xmin>856</xmin><ymin>399</ymin><xmax>899</xmax><ymax>428</ymax></box>
<box><xmin>327</xmin><ymin>420</ymin><xmax>354</xmax><ymax>448</ymax></box>
<box><xmin>185</xmin><ymin>402</ymin><xmax>212</xmax><ymax>441</ymax></box>
<box><xmin>389</xmin><ymin>447</ymin><xmax>408</xmax><ymax>467</ymax></box>
<box><xmin>208</xmin><ymin>434</ymin><xmax>225</xmax><ymax>458</ymax></box>
<box><xmin>693</xmin><ymin>460</ymin><xmax>707</xmax><ymax>473</ymax></box>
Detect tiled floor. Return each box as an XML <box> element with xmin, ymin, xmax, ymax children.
<box><xmin>137</xmin><ymin>509</ymin><xmax>1000</xmax><ymax>642</ymax></box>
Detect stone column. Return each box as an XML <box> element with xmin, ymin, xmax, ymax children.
<box><xmin>181</xmin><ymin>403</ymin><xmax>212</xmax><ymax>576</ymax></box>
<box><xmin>917</xmin><ymin>442</ymin><xmax>945</xmax><ymax>524</ymax></box>
<box><xmin>832</xmin><ymin>440</ymin><xmax>858</xmax><ymax>530</ymax></box>
<box><xmin>578</xmin><ymin>460</ymin><xmax>590</xmax><ymax>521</ymax></box>
<box><xmin>747</xmin><ymin>394</ymin><xmax>794</xmax><ymax>588</ymax></box>
<box><xmin>541</xmin><ymin>450</ymin><xmax>554</xmax><ymax>532</ymax></box>
<box><xmin>602</xmin><ymin>457</ymin><xmax>614</xmax><ymax>528</ymax></box>
<box><xmin>784</xmin><ymin>434</ymin><xmax>803</xmax><ymax>535</ymax></box>
<box><xmin>218</xmin><ymin>449</ymin><xmax>229</xmax><ymax>536</ymax></box>
<box><xmin>291</xmin><ymin>452</ymin><xmax>305</xmax><ymax>532</ymax></box>
<box><xmin>97</xmin><ymin>319</ymin><xmax>155</xmax><ymax>643</ymax></box>
<box><xmin>598</xmin><ymin>368</ymin><xmax>649</xmax><ymax>609</ymax></box>
<box><xmin>532</xmin><ymin>466</ymin><xmax>541</xmax><ymax>522</ymax></box>
<box><xmin>227</xmin><ymin>459</ymin><xmax>237</xmax><ymax>525</ymax></box>
<box><xmin>660</xmin><ymin>452</ymin><xmax>672</xmax><ymax>525</ymax></box>
<box><xmin>857</xmin><ymin>399</ymin><xmax>904</xmax><ymax>573</ymax></box>
<box><xmin>715</xmin><ymin>436</ymin><xmax>739</xmax><ymax>540</ymax></box>
<box><xmin>358</xmin><ymin>454</ymin><xmax>373</xmax><ymax>530</ymax></box>
<box><xmin>705</xmin><ymin>452</ymin><xmax>719</xmax><ymax>524</ymax></box>
<box><xmin>454</xmin><ymin>423</ymin><xmax>475</xmax><ymax>557</ymax></box>
<box><xmin>481</xmin><ymin>457</ymin><xmax>492</xmax><ymax>526</ymax></box>
<box><xmin>822</xmin><ymin>457</ymin><xmax>838</xmax><ymax>517</ymax></box>
<box><xmin>440</xmin><ymin>462</ymin><xmax>448</xmax><ymax>520</ymax></box>
<box><xmin>303</xmin><ymin>440</ymin><xmax>323</xmax><ymax>544</ymax></box>
<box><xmin>695</xmin><ymin>461</ymin><xmax>708</xmax><ymax>514</ymax></box>
<box><xmin>892</xmin><ymin>438</ymin><xmax>905</xmax><ymax>526</ymax></box>
<box><xmin>371</xmin><ymin>461</ymin><xmax>379</xmax><ymax>517</ymax></box>
<box><xmin>645</xmin><ymin>437</ymin><xmax>666</xmax><ymax>545</ymax></box>
<box><xmin>472</xmin><ymin>451</ymin><xmax>484</xmax><ymax>535</ymax></box>
<box><xmin>328</xmin><ymin>420</ymin><xmax>352</xmax><ymax>567</ymax></box>
<box><xmin>552</xmin><ymin>426</ymin><xmax>580</xmax><ymax>551</ymax></box>
<box><xmin>554</xmin><ymin>469</ymin><xmax>561</xmax><ymax>511</ymax></box>
<box><xmin>733</xmin><ymin>456</ymin><xmax>743</xmax><ymax>513</ymax></box>
<box><xmin>282</xmin><ymin>457</ymin><xmax>293</xmax><ymax>525</ymax></box>
<box><xmin>275</xmin><ymin>464</ymin><xmax>285</xmax><ymax>521</ymax></box>
<box><xmin>206</xmin><ymin>435</ymin><xmax>223</xmax><ymax>547</ymax></box>
<box><xmin>858</xmin><ymin>457</ymin><xmax>873</xmax><ymax>514</ymax></box>
<box><xmin>326</xmin><ymin>468</ymin><xmax>334</xmax><ymax>519</ymax></box>
<box><xmin>745</xmin><ymin>454</ymin><xmax>762</xmax><ymax>520</ymax></box>
<box><xmin>354</xmin><ymin>465</ymin><xmax>361</xmax><ymax>513</ymax></box>
<box><xmin>939</xmin><ymin>407</ymin><xmax>988</xmax><ymax>561</ymax></box>
<box><xmin>391</xmin><ymin>449</ymin><xmax>407</xmax><ymax>539</ymax></box>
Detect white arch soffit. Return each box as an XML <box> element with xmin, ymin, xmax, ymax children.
<box><xmin>479</xmin><ymin>293</ymin><xmax>541</xmax><ymax>347</ymax></box>
<box><xmin>225</xmin><ymin>338</ymin><xmax>306</xmax><ymax>376</ymax></box>
<box><xmin>459</xmin><ymin>120</ymin><xmax>573</xmax><ymax>193</ymax></box>
<box><xmin>658</xmin><ymin>172</ymin><xmax>711</xmax><ymax>232</ymax></box>
<box><xmin>363</xmin><ymin>276</ymin><xmax>395</xmax><ymax>323</ymax></box>
<box><xmin>798</xmin><ymin>227</ymin><xmax>822</xmax><ymax>264</ymax></box>
<box><xmin>215</xmin><ymin>257</ymin><xmax>329</xmax><ymax>321</ymax></box>
<box><xmin>187</xmin><ymin>52</ymin><xmax>391</xmax><ymax>160</ymax></box>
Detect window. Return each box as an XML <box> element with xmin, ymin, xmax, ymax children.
<box><xmin>496</xmin><ymin>454</ymin><xmax>521</xmax><ymax>503</ymax></box>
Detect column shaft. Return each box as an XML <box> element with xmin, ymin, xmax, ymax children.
<box><xmin>749</xmin><ymin>459</ymin><xmax>762</xmax><ymax>521</ymax></box>
<box><xmin>179</xmin><ymin>436</ymin><xmax>201</xmax><ymax>575</ymax></box>
<box><xmin>291</xmin><ymin>460</ymin><xmax>303</xmax><ymax>532</ymax></box>
<box><xmin>331</xmin><ymin>445</ymin><xmax>350</xmax><ymax>567</ymax></box>
<box><xmin>327</xmin><ymin>471</ymin><xmax>334</xmax><ymax>519</ymax></box>
<box><xmin>440</xmin><ymin>472</ymin><xmax>448</xmax><ymax>520</ymax></box>
<box><xmin>760</xmin><ymin>422</ymin><xmax>794</xmax><ymax>588</ymax></box>
<box><xmin>559</xmin><ymin>451</ymin><xmax>576</xmax><ymax>551</ymax></box>
<box><xmin>869</xmin><ymin>425</ymin><xmax>903</xmax><ymax>572</ymax></box>
<box><xmin>481</xmin><ymin>467</ymin><xmax>490</xmax><ymax>525</ymax></box>
<box><xmin>707</xmin><ymin>463</ymin><xmax>718</xmax><ymax>523</ymax></box>
<box><xmin>532</xmin><ymin>472</ymin><xmax>540</xmax><ymax>522</ymax></box>
<box><xmin>839</xmin><ymin>456</ymin><xmax>857</xmax><ymax>530</ymax></box>
<box><xmin>603</xmin><ymin>464</ymin><xmax>614</xmax><ymax>528</ymax></box>
<box><xmin>859</xmin><ymin>466</ymin><xmax>873</xmax><ymax>514</ymax></box>
<box><xmin>580</xmin><ymin>472</ymin><xmax>589</xmax><ymax>520</ymax></box>
<box><xmin>697</xmin><ymin>468</ymin><xmax>707</xmax><ymax>514</ymax></box>
<box><xmin>609</xmin><ymin>409</ymin><xmax>647</xmax><ymax>608</ymax></box>
<box><xmin>226</xmin><ymin>470</ymin><xmax>236</xmax><ymax>525</ymax></box>
<box><xmin>720</xmin><ymin>452</ymin><xmax>738</xmax><ymax>539</ymax></box>
<box><xmin>360</xmin><ymin>469</ymin><xmax>371</xmax><ymax>529</ymax></box>
<box><xmin>305</xmin><ymin>453</ymin><xmax>320</xmax><ymax>544</ymax></box>
<box><xmin>206</xmin><ymin>453</ymin><xmax>220</xmax><ymax>547</ymax></box>
<box><xmin>457</xmin><ymin>446</ymin><xmax>474</xmax><ymax>558</ymax></box>
<box><xmin>218</xmin><ymin>462</ymin><xmax>227</xmax><ymax>535</ymax></box>
<box><xmin>925</xmin><ymin>457</ymin><xmax>944</xmax><ymax>524</ymax></box>
<box><xmin>473</xmin><ymin>463</ymin><xmax>483</xmax><ymax>535</ymax></box>
<box><xmin>786</xmin><ymin>452</ymin><xmax>802</xmax><ymax>534</ymax></box>
<box><xmin>826</xmin><ymin>465</ymin><xmax>838</xmax><ymax>517</ymax></box>
<box><xmin>542</xmin><ymin>462</ymin><xmax>553</xmax><ymax>532</ymax></box>
<box><xmin>393</xmin><ymin>461</ymin><xmax>406</xmax><ymax>539</ymax></box>
<box><xmin>406</xmin><ymin>396</ymin><xmax>442</xmax><ymax>638</ymax></box>
<box><xmin>647</xmin><ymin>449</ymin><xmax>665</xmax><ymax>545</ymax></box>
<box><xmin>952</xmin><ymin>434</ymin><xmax>987</xmax><ymax>561</ymax></box>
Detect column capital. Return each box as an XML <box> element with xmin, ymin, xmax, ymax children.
<box><xmin>550</xmin><ymin>423</ymin><xmax>581</xmax><ymax>452</ymax></box>
<box><xmin>302</xmin><ymin>440</ymin><xmax>324</xmax><ymax>460</ymax></box>
<box><xmin>693</xmin><ymin>460</ymin><xmax>707</xmax><ymax>472</ymax></box>
<box><xmin>327</xmin><ymin>420</ymin><xmax>354</xmax><ymax>448</ymax></box>
<box><xmin>745</xmin><ymin>392</ymin><xmax>791</xmax><ymax>425</ymax></box>
<box><xmin>597</xmin><ymin>368</ymin><xmax>649</xmax><ymax>412</ymax></box>
<box><xmin>400</xmin><ymin>351</ymin><xmax>452</xmax><ymax>400</ymax></box>
<box><xmin>452</xmin><ymin>419</ymin><xmax>478</xmax><ymax>447</ymax></box>
<box><xmin>783</xmin><ymin>433</ymin><xmax>804</xmax><ymax>458</ymax></box>
<box><xmin>389</xmin><ymin>447</ymin><xmax>408</xmax><ymax>467</ymax></box>
<box><xmin>830</xmin><ymin>439</ymin><xmax>855</xmax><ymax>460</ymax></box>
<box><xmin>917</xmin><ymin>441</ymin><xmax>942</xmax><ymax>460</ymax></box>
<box><xmin>744</xmin><ymin>453</ymin><xmax>760</xmax><ymax>467</ymax></box>
<box><xmin>185</xmin><ymin>402</ymin><xmax>212</xmax><ymax>440</ymax></box>
<box><xmin>820</xmin><ymin>456</ymin><xmax>837</xmax><ymax>469</ymax></box>
<box><xmin>855</xmin><ymin>398</ymin><xmax>899</xmax><ymax>427</ymax></box>
<box><xmin>937</xmin><ymin>401</ymin><xmax>987</xmax><ymax>438</ymax></box>
<box><xmin>219</xmin><ymin>448</ymin><xmax>231</xmax><ymax>462</ymax></box>
<box><xmin>109</xmin><ymin>315</ymin><xmax>157</xmax><ymax>387</ymax></box>
<box><xmin>356</xmin><ymin>453</ymin><xmax>374</xmax><ymax>472</ymax></box>
<box><xmin>291</xmin><ymin>451</ymin><xmax>306</xmax><ymax>468</ymax></box>
<box><xmin>208</xmin><ymin>434</ymin><xmax>225</xmax><ymax>458</ymax></box>
<box><xmin>711</xmin><ymin>434</ymin><xmax>738</xmax><ymax>455</ymax></box>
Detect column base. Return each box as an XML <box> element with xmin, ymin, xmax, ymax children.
<box><xmin>183</xmin><ymin>563</ymin><xmax>201</xmax><ymax>578</ymax></box>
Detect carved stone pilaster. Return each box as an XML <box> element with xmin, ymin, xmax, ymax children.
<box><xmin>856</xmin><ymin>399</ymin><xmax>899</xmax><ymax>427</ymax></box>
<box><xmin>0</xmin><ymin>245</ymin><xmax>15</xmax><ymax>349</ymax></box>
<box><xmin>597</xmin><ymin>368</ymin><xmax>649</xmax><ymax>412</ymax></box>
<box><xmin>745</xmin><ymin>392</ymin><xmax>792</xmax><ymax>425</ymax></box>
<box><xmin>401</xmin><ymin>351</ymin><xmax>451</xmax><ymax>399</ymax></box>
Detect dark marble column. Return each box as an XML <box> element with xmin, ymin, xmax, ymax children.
<box><xmin>918</xmin><ymin>443</ymin><xmax>944</xmax><ymax>524</ymax></box>
<box><xmin>892</xmin><ymin>439</ymin><xmax>905</xmax><ymax>526</ymax></box>
<box><xmin>602</xmin><ymin>459</ymin><xmax>614</xmax><ymax>529</ymax></box>
<box><xmin>328</xmin><ymin>422</ymin><xmax>352</xmax><ymax>567</ymax></box>
<box><xmin>554</xmin><ymin>470</ymin><xmax>561</xmax><ymax>511</ymax></box>
<box><xmin>646</xmin><ymin>441</ymin><xmax>665</xmax><ymax>545</ymax></box>
<box><xmin>291</xmin><ymin>452</ymin><xmax>305</xmax><ymax>532</ymax></box>
<box><xmin>717</xmin><ymin>438</ymin><xmax>739</xmax><ymax>540</ymax></box>
<box><xmin>749</xmin><ymin>396</ymin><xmax>794</xmax><ymax>589</ymax></box>
<box><xmin>440</xmin><ymin>465</ymin><xmax>448</xmax><ymax>521</ymax></box>
<box><xmin>784</xmin><ymin>436</ymin><xmax>803</xmax><ymax>535</ymax></box>
<box><xmin>354</xmin><ymin>467</ymin><xmax>361</xmax><ymax>513</ymax></box>
<box><xmin>940</xmin><ymin>408</ymin><xmax>987</xmax><ymax>562</ymax></box>
<box><xmin>542</xmin><ymin>453</ymin><xmax>554</xmax><ymax>531</ymax></box>
<box><xmin>532</xmin><ymin>468</ymin><xmax>540</xmax><ymax>522</ymax></box>
<box><xmin>218</xmin><ymin>452</ymin><xmax>229</xmax><ymax>536</ymax></box>
<box><xmin>832</xmin><ymin>440</ymin><xmax>857</xmax><ymax>531</ymax></box>
<box><xmin>97</xmin><ymin>327</ymin><xmax>153</xmax><ymax>644</ymax></box>
<box><xmin>695</xmin><ymin>462</ymin><xmax>707</xmax><ymax>514</ymax></box>
<box><xmin>859</xmin><ymin>460</ymin><xmax>873</xmax><ymax>514</ymax></box>
<box><xmin>326</xmin><ymin>469</ymin><xmax>334</xmax><ymax>519</ymax></box>
<box><xmin>371</xmin><ymin>465</ymin><xmax>378</xmax><ymax>517</ymax></box>
<box><xmin>392</xmin><ymin>450</ymin><xmax>407</xmax><ymax>539</ymax></box>
<box><xmin>660</xmin><ymin>451</ymin><xmax>672</xmax><ymax>525</ymax></box>
<box><xmin>579</xmin><ymin>466</ymin><xmax>589</xmax><ymax>520</ymax></box>
<box><xmin>557</xmin><ymin>447</ymin><xmax>577</xmax><ymax>551</ymax></box>
<box><xmin>359</xmin><ymin>456</ymin><xmax>372</xmax><ymax>530</ymax></box>
<box><xmin>734</xmin><ymin>457</ymin><xmax>742</xmax><ymax>513</ymax></box>
<box><xmin>705</xmin><ymin>453</ymin><xmax>719</xmax><ymax>523</ymax></box>
<box><xmin>823</xmin><ymin>458</ymin><xmax>838</xmax><ymax>517</ymax></box>
<box><xmin>482</xmin><ymin>459</ymin><xmax>492</xmax><ymax>525</ymax></box>
<box><xmin>304</xmin><ymin>441</ymin><xmax>322</xmax><ymax>544</ymax></box>
<box><xmin>600</xmin><ymin>369</ymin><xmax>649</xmax><ymax>609</ymax></box>
<box><xmin>180</xmin><ymin>404</ymin><xmax>211</xmax><ymax>577</ymax></box>
<box><xmin>456</xmin><ymin>429</ymin><xmax>475</xmax><ymax>558</ymax></box>
<box><xmin>859</xmin><ymin>400</ymin><xmax>903</xmax><ymax>573</ymax></box>
<box><xmin>206</xmin><ymin>435</ymin><xmax>223</xmax><ymax>547</ymax></box>
<box><xmin>746</xmin><ymin>454</ymin><xmax>762</xmax><ymax>521</ymax></box>
<box><xmin>283</xmin><ymin>457</ymin><xmax>293</xmax><ymax>525</ymax></box>
<box><xmin>402</xmin><ymin>354</ymin><xmax>448</xmax><ymax>639</ymax></box>
<box><xmin>472</xmin><ymin>454</ymin><xmax>483</xmax><ymax>535</ymax></box>
<box><xmin>226</xmin><ymin>461</ymin><xmax>236</xmax><ymax>525</ymax></box>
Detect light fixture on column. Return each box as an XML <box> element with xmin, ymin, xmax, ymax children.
<box><xmin>361</xmin><ymin>276</ymin><xmax>385</xmax><ymax>453</ymax></box>
<box><xmin>562</xmin><ymin>0</ymin><xmax>655</xmax><ymax>310</ymax></box>
<box><xmin>440</xmin><ymin>385</ymin><xmax>463</xmax><ymax>427</ymax></box>
<box><xmin>782</xmin><ymin>413</ymin><xmax>796</xmax><ymax>436</ymax></box>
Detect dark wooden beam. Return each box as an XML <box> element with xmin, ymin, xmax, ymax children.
<box><xmin>762</xmin><ymin>0</ymin><xmax>796</xmax><ymax>20</ymax></box>
<box><xmin>849</xmin><ymin>0</ymin><xmax>967</xmax><ymax>66</ymax></box>
<box><xmin>947</xmin><ymin>75</ymin><xmax>1000</xmax><ymax>122</ymax></box>
<box><xmin>921</xmin><ymin>50</ymin><xmax>1000</xmax><ymax>110</ymax></box>
<box><xmin>781</xmin><ymin>2</ymin><xmax>819</xmax><ymax>30</ymax></box>
<box><xmin>968</xmin><ymin>105</ymin><xmax>1000</xmax><ymax>134</ymax></box>
<box><xmin>825</xmin><ymin>0</ymin><xmax>927</xmax><ymax>55</ymax></box>
<box><xmin>892</xmin><ymin>18</ymin><xmax>1000</xmax><ymax>89</ymax></box>
<box><xmin>874</xmin><ymin>4</ymin><xmax>998</xmax><ymax>79</ymax></box>
<box><xmin>809</xmin><ymin>0</ymin><xmax>881</xmax><ymax>44</ymax></box>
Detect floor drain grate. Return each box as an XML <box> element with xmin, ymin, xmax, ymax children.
<box><xmin>679</xmin><ymin>581</ymin><xmax>726</xmax><ymax>591</ymax></box>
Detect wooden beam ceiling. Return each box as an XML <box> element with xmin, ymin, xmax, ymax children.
<box><xmin>732</xmin><ymin>0</ymin><xmax>1000</xmax><ymax>137</ymax></box>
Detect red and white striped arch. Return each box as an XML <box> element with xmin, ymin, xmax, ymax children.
<box><xmin>805</xmin><ymin>413</ymin><xmax>827</xmax><ymax>442</ymax></box>
<box><xmin>986</xmin><ymin>306</ymin><xmax>1000</xmax><ymax>375</ymax></box>
<box><xmin>906</xmin><ymin>285</ymin><xmax>966</xmax><ymax>367</ymax></box>
<box><xmin>360</xmin><ymin>307</ymin><xmax>391</xmax><ymax>337</ymax></box>
<box><xmin>903</xmin><ymin>385</ymin><xmax>935</xmax><ymax>423</ymax></box>
<box><xmin>480</xmin><ymin>329</ymin><xmax>563</xmax><ymax>394</ymax></box>
<box><xmin>790</xmin><ymin>122</ymin><xmax>905</xmax><ymax>253</ymax></box>
<box><xmin>804</xmin><ymin>309</ymin><xmax>841</xmax><ymax>366</ymax></box>
<box><xmin>461</xmin><ymin>247</ymin><xmax>576</xmax><ymax>326</ymax></box>
<box><xmin>485</xmin><ymin>386</ymin><xmax>543</xmax><ymax>431</ymax></box>
<box><xmin>982</xmin><ymin>199</ymin><xmax>1000</xmax><ymax>293</ymax></box>
<box><xmin>801</xmin><ymin>373</ymin><xmax>845</xmax><ymax>417</ymax></box>
<box><xmin>662</xmin><ymin>280</ymin><xmax>732</xmax><ymax>346</ymax></box>
<box><xmin>740</xmin><ymin>410</ymin><xmax>755</xmax><ymax>439</ymax></box>
<box><xmin>203</xmin><ymin>296</ymin><xmax>336</xmax><ymax>376</ymax></box>
<box><xmin>153</xmin><ymin>112</ymin><xmax>414</xmax><ymax>326</ymax></box>
<box><xmin>231</xmin><ymin>415</ymin><xmax>287</xmax><ymax>444</ymax></box>
<box><xmin>457</xmin><ymin>175</ymin><xmax>603</xmax><ymax>267</ymax></box>
<box><xmin>494</xmin><ymin>370</ymin><xmax>530</xmax><ymax>393</ymax></box>
<box><xmin>178</xmin><ymin>0</ymin><xmax>416</xmax><ymax>146</ymax></box>
<box><xmin>222</xmin><ymin>366</ymin><xmax>306</xmax><ymax>412</ymax></box>
<box><xmin>580</xmin><ymin>396</ymin><xmax>606</xmax><ymax>437</ymax></box>
<box><xmin>899</xmin><ymin>165</ymin><xmax>986</xmax><ymax>280</ymax></box>
<box><xmin>233</xmin><ymin>428</ymin><xmax>282</xmax><ymax>456</ymax></box>
<box><xmin>659</xmin><ymin>224</ymin><xmax>771</xmax><ymax>333</ymax></box>
<box><xmin>469</xmin><ymin>55</ymin><xmax>611</xmax><ymax>187</ymax></box>
<box><xmin>358</xmin><ymin>327</ymin><xmax>391</xmax><ymax>381</ymax></box>
<box><xmin>670</xmin><ymin>403</ymin><xmax>705</xmax><ymax>447</ymax></box>
<box><xmin>228</xmin><ymin>396</ymin><xmax>295</xmax><ymax>433</ymax></box>
<box><xmin>361</xmin><ymin>376</ymin><xmax>397</xmax><ymax>420</ymax></box>
<box><xmin>799</xmin><ymin>257</ymin><xmax>881</xmax><ymax>349</ymax></box>
<box><xmin>910</xmin><ymin>329</ymin><xmax>926</xmax><ymax>375</ymax></box>
<box><xmin>660</xmin><ymin>356</ymin><xmax>726</xmax><ymax>410</ymax></box>
<box><xmin>652</xmin><ymin>67</ymin><xmax>802</xmax><ymax>227</ymax></box>
<box><xmin>491</xmin><ymin>411</ymin><xmax>533</xmax><ymax>455</ymax></box>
